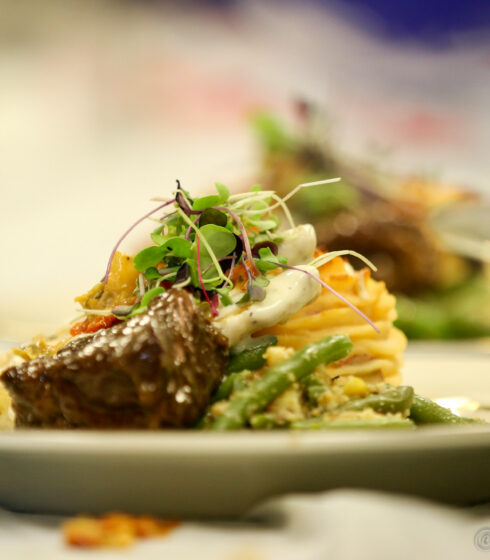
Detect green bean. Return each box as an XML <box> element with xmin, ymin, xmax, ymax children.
<box><xmin>227</xmin><ymin>335</ymin><xmax>278</xmax><ymax>374</ymax></box>
<box><xmin>409</xmin><ymin>394</ymin><xmax>481</xmax><ymax>425</ymax></box>
<box><xmin>211</xmin><ymin>370</ymin><xmax>250</xmax><ymax>404</ymax></box>
<box><xmin>250</xmin><ymin>413</ymin><xmax>284</xmax><ymax>430</ymax></box>
<box><xmin>339</xmin><ymin>385</ymin><xmax>414</xmax><ymax>414</ymax></box>
<box><xmin>208</xmin><ymin>335</ymin><xmax>353</xmax><ymax>430</ymax></box>
<box><xmin>291</xmin><ymin>416</ymin><xmax>414</xmax><ymax>430</ymax></box>
<box><xmin>303</xmin><ymin>374</ymin><xmax>330</xmax><ymax>406</ymax></box>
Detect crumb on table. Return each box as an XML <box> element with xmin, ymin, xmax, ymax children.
<box><xmin>62</xmin><ymin>512</ymin><xmax>180</xmax><ymax>548</ymax></box>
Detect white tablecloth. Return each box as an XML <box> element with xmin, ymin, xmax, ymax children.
<box><xmin>1</xmin><ymin>490</ymin><xmax>489</xmax><ymax>560</ymax></box>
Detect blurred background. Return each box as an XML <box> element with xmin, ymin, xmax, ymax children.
<box><xmin>1</xmin><ymin>0</ymin><xmax>489</xmax><ymax>343</ymax></box>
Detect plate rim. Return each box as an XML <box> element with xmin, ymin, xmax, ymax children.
<box><xmin>0</xmin><ymin>425</ymin><xmax>489</xmax><ymax>457</ymax></box>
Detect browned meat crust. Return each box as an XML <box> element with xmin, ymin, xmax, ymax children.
<box><xmin>2</xmin><ymin>289</ymin><xmax>228</xmax><ymax>428</ymax></box>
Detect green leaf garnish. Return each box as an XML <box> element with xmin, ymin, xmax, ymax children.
<box><xmin>215</xmin><ymin>182</ymin><xmax>230</xmax><ymax>202</ymax></box>
<box><xmin>133</xmin><ymin>237</ymin><xmax>191</xmax><ymax>272</ymax></box>
<box><xmin>251</xmin><ymin>275</ymin><xmax>270</xmax><ymax>287</ymax></box>
<box><xmin>144</xmin><ymin>267</ymin><xmax>163</xmax><ymax>280</ymax></box>
<box><xmin>127</xmin><ymin>286</ymin><xmax>166</xmax><ymax>318</ymax></box>
<box><xmin>190</xmin><ymin>224</ymin><xmax>237</xmax><ymax>285</ymax></box>
<box><xmin>248</xmin><ymin>280</ymin><xmax>266</xmax><ymax>301</ymax></box>
<box><xmin>216</xmin><ymin>285</ymin><xmax>233</xmax><ymax>306</ymax></box>
<box><xmin>133</xmin><ymin>246</ymin><xmax>166</xmax><ymax>271</ymax></box>
<box><xmin>150</xmin><ymin>232</ymin><xmax>167</xmax><ymax>245</ymax></box>
<box><xmin>254</xmin><ymin>247</ymin><xmax>288</xmax><ymax>273</ymax></box>
<box><xmin>198</xmin><ymin>224</ymin><xmax>237</xmax><ymax>258</ymax></box>
<box><xmin>192</xmin><ymin>182</ymin><xmax>230</xmax><ymax>211</ymax></box>
<box><xmin>247</xmin><ymin>217</ymin><xmax>278</xmax><ymax>231</ymax></box>
<box><xmin>160</xmin><ymin>237</ymin><xmax>191</xmax><ymax>258</ymax></box>
<box><xmin>192</xmin><ymin>195</ymin><xmax>221</xmax><ymax>211</ymax></box>
<box><xmin>140</xmin><ymin>286</ymin><xmax>166</xmax><ymax>308</ymax></box>
<box><xmin>199</xmin><ymin>208</ymin><xmax>227</xmax><ymax>228</ymax></box>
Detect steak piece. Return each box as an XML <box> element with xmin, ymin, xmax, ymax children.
<box><xmin>2</xmin><ymin>289</ymin><xmax>228</xmax><ymax>428</ymax></box>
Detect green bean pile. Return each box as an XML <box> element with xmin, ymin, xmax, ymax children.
<box><xmin>201</xmin><ymin>335</ymin><xmax>482</xmax><ymax>430</ymax></box>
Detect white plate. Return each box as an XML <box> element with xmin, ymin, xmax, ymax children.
<box><xmin>0</xmin><ymin>348</ymin><xmax>489</xmax><ymax>518</ymax></box>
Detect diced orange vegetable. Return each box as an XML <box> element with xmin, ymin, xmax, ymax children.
<box><xmin>70</xmin><ymin>315</ymin><xmax>121</xmax><ymax>337</ymax></box>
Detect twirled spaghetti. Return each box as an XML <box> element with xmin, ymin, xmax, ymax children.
<box><xmin>259</xmin><ymin>256</ymin><xmax>406</xmax><ymax>385</ymax></box>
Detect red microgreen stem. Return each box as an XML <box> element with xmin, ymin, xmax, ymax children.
<box><xmin>104</xmin><ymin>199</ymin><xmax>174</xmax><ymax>283</ymax></box>
<box><xmin>277</xmin><ymin>263</ymin><xmax>380</xmax><ymax>333</ymax></box>
<box><xmin>196</xmin><ymin>234</ymin><xmax>218</xmax><ymax>316</ymax></box>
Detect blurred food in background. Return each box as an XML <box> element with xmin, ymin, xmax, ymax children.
<box><xmin>250</xmin><ymin>106</ymin><xmax>490</xmax><ymax>339</ymax></box>
<box><xmin>1</xmin><ymin>0</ymin><xmax>489</xmax><ymax>342</ymax></box>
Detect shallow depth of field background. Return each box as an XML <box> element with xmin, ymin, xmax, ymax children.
<box><xmin>1</xmin><ymin>0</ymin><xmax>489</xmax><ymax>341</ymax></box>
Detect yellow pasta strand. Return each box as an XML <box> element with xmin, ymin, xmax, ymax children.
<box><xmin>259</xmin><ymin>257</ymin><xmax>407</xmax><ymax>384</ymax></box>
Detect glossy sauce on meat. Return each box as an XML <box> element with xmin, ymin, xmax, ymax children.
<box><xmin>2</xmin><ymin>289</ymin><xmax>228</xmax><ymax>428</ymax></box>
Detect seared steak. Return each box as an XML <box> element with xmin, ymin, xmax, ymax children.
<box><xmin>2</xmin><ymin>289</ymin><xmax>228</xmax><ymax>428</ymax></box>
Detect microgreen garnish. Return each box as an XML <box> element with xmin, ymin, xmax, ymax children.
<box><xmin>309</xmin><ymin>250</ymin><xmax>377</xmax><ymax>272</ymax></box>
<box><xmin>198</xmin><ymin>208</ymin><xmax>227</xmax><ymax>228</ymax></box>
<box><xmin>254</xmin><ymin>247</ymin><xmax>288</xmax><ymax>273</ymax></box>
<box><xmin>144</xmin><ymin>267</ymin><xmax>163</xmax><ymax>280</ymax></box>
<box><xmin>98</xmin><ymin>177</ymin><xmax>379</xmax><ymax>332</ymax></box>
<box><xmin>196</xmin><ymin>234</ymin><xmax>216</xmax><ymax>316</ymax></box>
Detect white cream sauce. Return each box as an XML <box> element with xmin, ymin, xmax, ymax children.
<box><xmin>215</xmin><ymin>265</ymin><xmax>321</xmax><ymax>346</ymax></box>
<box><xmin>277</xmin><ymin>224</ymin><xmax>317</xmax><ymax>265</ymax></box>
<box><xmin>214</xmin><ymin>224</ymin><xmax>320</xmax><ymax>346</ymax></box>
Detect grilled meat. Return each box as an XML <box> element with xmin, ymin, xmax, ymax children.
<box><xmin>2</xmin><ymin>289</ymin><xmax>228</xmax><ymax>428</ymax></box>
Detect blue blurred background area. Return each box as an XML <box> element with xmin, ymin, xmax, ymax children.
<box><xmin>142</xmin><ymin>0</ymin><xmax>490</xmax><ymax>45</ymax></box>
<box><xmin>324</xmin><ymin>0</ymin><xmax>490</xmax><ymax>45</ymax></box>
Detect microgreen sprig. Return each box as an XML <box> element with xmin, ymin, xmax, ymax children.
<box><xmin>99</xmin><ymin>177</ymin><xmax>380</xmax><ymax>332</ymax></box>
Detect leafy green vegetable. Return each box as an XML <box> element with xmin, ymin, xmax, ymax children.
<box><xmin>215</xmin><ymin>182</ymin><xmax>230</xmax><ymax>202</ymax></box>
<box><xmin>199</xmin><ymin>208</ymin><xmax>227</xmax><ymax>228</ymax></box>
<box><xmin>140</xmin><ymin>286</ymin><xmax>166</xmax><ymax>308</ymax></box>
<box><xmin>192</xmin><ymin>195</ymin><xmax>222</xmax><ymax>211</ymax></box>
<box><xmin>159</xmin><ymin>237</ymin><xmax>191</xmax><ymax>258</ymax></box>
<box><xmin>247</xmin><ymin>280</ymin><xmax>266</xmax><ymax>302</ymax></box>
<box><xmin>216</xmin><ymin>285</ymin><xmax>233</xmax><ymax>306</ymax></box>
<box><xmin>247</xmin><ymin>217</ymin><xmax>279</xmax><ymax>231</ymax></box>
<box><xmin>126</xmin><ymin>286</ymin><xmax>166</xmax><ymax>317</ymax></box>
<box><xmin>150</xmin><ymin>224</ymin><xmax>166</xmax><ymax>245</ymax></box>
<box><xmin>133</xmin><ymin>246</ymin><xmax>166</xmax><ymax>271</ymax></box>
<box><xmin>196</xmin><ymin>224</ymin><xmax>237</xmax><ymax>260</ymax></box>
<box><xmin>133</xmin><ymin>237</ymin><xmax>191</xmax><ymax>272</ymax></box>
<box><xmin>150</xmin><ymin>232</ymin><xmax>167</xmax><ymax>245</ymax></box>
<box><xmin>251</xmin><ymin>275</ymin><xmax>270</xmax><ymax>287</ymax></box>
<box><xmin>144</xmin><ymin>267</ymin><xmax>163</xmax><ymax>280</ymax></box>
<box><xmin>254</xmin><ymin>247</ymin><xmax>288</xmax><ymax>273</ymax></box>
<box><xmin>190</xmin><ymin>224</ymin><xmax>237</xmax><ymax>286</ymax></box>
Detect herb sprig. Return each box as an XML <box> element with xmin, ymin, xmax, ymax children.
<box><xmin>100</xmin><ymin>178</ymin><xmax>379</xmax><ymax>332</ymax></box>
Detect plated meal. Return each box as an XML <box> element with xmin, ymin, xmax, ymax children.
<box><xmin>0</xmin><ymin>180</ymin><xmax>482</xmax><ymax>430</ymax></box>
<box><xmin>251</xmin><ymin>108</ymin><xmax>490</xmax><ymax>340</ymax></box>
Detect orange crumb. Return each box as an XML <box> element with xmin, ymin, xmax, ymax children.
<box><xmin>62</xmin><ymin>512</ymin><xmax>180</xmax><ymax>549</ymax></box>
